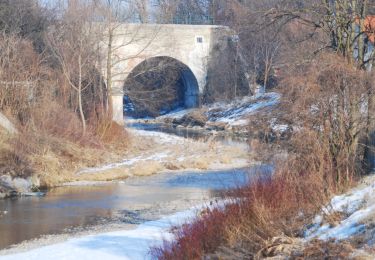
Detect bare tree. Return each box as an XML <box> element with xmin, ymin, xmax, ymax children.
<box><xmin>0</xmin><ymin>34</ymin><xmax>42</xmax><ymax>122</ymax></box>
<box><xmin>265</xmin><ymin>0</ymin><xmax>375</xmax><ymax>172</ymax></box>
<box><xmin>154</xmin><ymin>0</ymin><xmax>214</xmax><ymax>24</ymax></box>
<box><xmin>0</xmin><ymin>0</ymin><xmax>50</xmax><ymax>51</ymax></box>
<box><xmin>94</xmin><ymin>0</ymin><xmax>166</xmax><ymax>120</ymax></box>
<box><xmin>47</xmin><ymin>1</ymin><xmax>99</xmax><ymax>134</ymax></box>
<box><xmin>226</xmin><ymin>0</ymin><xmax>375</xmax><ymax>172</ymax></box>
<box><xmin>154</xmin><ymin>0</ymin><xmax>179</xmax><ymax>23</ymax></box>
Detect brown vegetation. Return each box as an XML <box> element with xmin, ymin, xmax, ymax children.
<box><xmin>151</xmin><ymin>51</ymin><xmax>372</xmax><ymax>259</ymax></box>
<box><xmin>0</xmin><ymin>1</ymin><xmax>132</xmax><ymax>192</ymax></box>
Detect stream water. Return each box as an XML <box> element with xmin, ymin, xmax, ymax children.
<box><xmin>0</xmin><ymin>126</ymin><xmax>269</xmax><ymax>250</ymax></box>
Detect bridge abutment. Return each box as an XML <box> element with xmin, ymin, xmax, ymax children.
<box><xmin>112</xmin><ymin>95</ymin><xmax>125</xmax><ymax>125</ymax></box>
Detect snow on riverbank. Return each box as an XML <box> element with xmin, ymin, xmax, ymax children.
<box><xmin>152</xmin><ymin>92</ymin><xmax>281</xmax><ymax>127</ymax></box>
<box><xmin>207</xmin><ymin>92</ymin><xmax>280</xmax><ymax>126</ymax></box>
<box><xmin>129</xmin><ymin>129</ymin><xmax>189</xmax><ymax>145</ymax></box>
<box><xmin>75</xmin><ymin>130</ymin><xmax>190</xmax><ymax>176</ymax></box>
<box><xmin>66</xmin><ymin>128</ymin><xmax>249</xmax><ymax>185</ymax></box>
<box><xmin>77</xmin><ymin>152</ymin><xmax>169</xmax><ymax>175</ymax></box>
<box><xmin>0</xmin><ymin>204</ymin><xmax>213</xmax><ymax>260</ymax></box>
<box><xmin>305</xmin><ymin>175</ymin><xmax>375</xmax><ymax>242</ymax></box>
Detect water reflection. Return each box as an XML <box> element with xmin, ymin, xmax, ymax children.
<box><xmin>0</xmin><ymin>168</ymin><xmax>269</xmax><ymax>249</ymax></box>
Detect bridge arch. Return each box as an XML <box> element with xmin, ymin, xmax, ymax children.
<box><xmin>122</xmin><ymin>56</ymin><xmax>200</xmax><ymax>117</ymax></box>
<box><xmin>104</xmin><ymin>23</ymin><xmax>233</xmax><ymax>124</ymax></box>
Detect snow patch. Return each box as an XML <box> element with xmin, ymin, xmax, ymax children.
<box><xmin>151</xmin><ymin>92</ymin><xmax>281</xmax><ymax>127</ymax></box>
<box><xmin>77</xmin><ymin>152</ymin><xmax>169</xmax><ymax>175</ymax></box>
<box><xmin>305</xmin><ymin>178</ymin><xmax>375</xmax><ymax>241</ymax></box>
<box><xmin>0</xmin><ymin>203</ymin><xmax>226</xmax><ymax>260</ymax></box>
<box><xmin>157</xmin><ymin>108</ymin><xmax>195</xmax><ymax>120</ymax></box>
<box><xmin>130</xmin><ymin>129</ymin><xmax>189</xmax><ymax>145</ymax></box>
<box><xmin>208</xmin><ymin>92</ymin><xmax>280</xmax><ymax>126</ymax></box>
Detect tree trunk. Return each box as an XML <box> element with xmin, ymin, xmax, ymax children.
<box><xmin>364</xmin><ymin>85</ymin><xmax>375</xmax><ymax>173</ymax></box>
<box><xmin>106</xmin><ymin>27</ymin><xmax>114</xmax><ymax>117</ymax></box>
<box><xmin>78</xmin><ymin>53</ymin><xmax>86</xmax><ymax>135</ymax></box>
<box><xmin>358</xmin><ymin>0</ymin><xmax>368</xmax><ymax>67</ymax></box>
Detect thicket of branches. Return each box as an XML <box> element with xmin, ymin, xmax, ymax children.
<box><xmin>154</xmin><ymin>1</ymin><xmax>375</xmax><ymax>258</ymax></box>
<box><xmin>0</xmin><ymin>1</ymin><xmax>118</xmax><ymax>143</ymax></box>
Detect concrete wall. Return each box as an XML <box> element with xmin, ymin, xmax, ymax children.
<box><xmin>100</xmin><ymin>23</ymin><xmax>231</xmax><ymax>124</ymax></box>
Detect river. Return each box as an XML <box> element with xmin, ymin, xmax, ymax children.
<box><xmin>0</xmin><ymin>125</ymin><xmax>269</xmax><ymax>251</ymax></box>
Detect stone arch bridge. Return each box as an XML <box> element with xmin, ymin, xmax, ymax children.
<box><xmin>100</xmin><ymin>23</ymin><xmax>233</xmax><ymax>124</ymax></box>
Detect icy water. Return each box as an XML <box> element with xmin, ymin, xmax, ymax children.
<box><xmin>0</xmin><ymin>167</ymin><xmax>271</xmax><ymax>250</ymax></box>
<box><xmin>0</xmin><ymin>123</ymin><xmax>268</xmax><ymax>250</ymax></box>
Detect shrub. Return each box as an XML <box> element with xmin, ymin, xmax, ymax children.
<box><xmin>152</xmin><ymin>53</ymin><xmax>365</xmax><ymax>259</ymax></box>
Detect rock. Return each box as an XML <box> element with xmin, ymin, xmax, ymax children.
<box><xmin>257</xmin><ymin>236</ymin><xmax>304</xmax><ymax>259</ymax></box>
<box><xmin>12</xmin><ymin>177</ymin><xmax>32</xmax><ymax>193</ymax></box>
<box><xmin>30</xmin><ymin>175</ymin><xmax>40</xmax><ymax>188</ymax></box>
<box><xmin>180</xmin><ymin>110</ymin><xmax>208</xmax><ymax>127</ymax></box>
<box><xmin>0</xmin><ymin>112</ymin><xmax>18</xmax><ymax>134</ymax></box>
<box><xmin>0</xmin><ymin>175</ymin><xmax>13</xmax><ymax>189</ymax></box>
<box><xmin>0</xmin><ymin>174</ymin><xmax>40</xmax><ymax>198</ymax></box>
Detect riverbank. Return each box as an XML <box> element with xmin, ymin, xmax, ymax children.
<box><xmin>1</xmin><ymin>92</ymin><xmax>278</xmax><ymax>198</ymax></box>
<box><xmin>128</xmin><ymin>92</ymin><xmax>282</xmax><ymax>136</ymax></box>
<box><xmin>3</xmin><ymin>170</ymin><xmax>373</xmax><ymax>259</ymax></box>
<box><xmin>57</xmin><ymin>129</ymin><xmax>250</xmax><ymax>186</ymax></box>
<box><xmin>0</xmin><ymin>125</ymin><xmax>250</xmax><ymax>198</ymax></box>
<box><xmin>153</xmin><ymin>169</ymin><xmax>375</xmax><ymax>259</ymax></box>
<box><xmin>0</xmin><ymin>166</ymin><xmax>259</xmax><ymax>255</ymax></box>
<box><xmin>0</xmin><ymin>202</ymin><xmax>214</xmax><ymax>259</ymax></box>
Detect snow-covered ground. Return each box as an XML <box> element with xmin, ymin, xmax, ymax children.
<box><xmin>156</xmin><ymin>108</ymin><xmax>196</xmax><ymax>120</ymax></box>
<box><xmin>75</xmin><ymin>130</ymin><xmax>190</xmax><ymax>176</ymax></box>
<box><xmin>151</xmin><ymin>92</ymin><xmax>281</xmax><ymax>127</ymax></box>
<box><xmin>129</xmin><ymin>129</ymin><xmax>188</xmax><ymax>145</ymax></box>
<box><xmin>0</xmin><ymin>204</ymin><xmax>214</xmax><ymax>260</ymax></box>
<box><xmin>207</xmin><ymin>92</ymin><xmax>280</xmax><ymax>126</ymax></box>
<box><xmin>77</xmin><ymin>153</ymin><xmax>169</xmax><ymax>175</ymax></box>
<box><xmin>305</xmin><ymin>175</ymin><xmax>375</xmax><ymax>242</ymax></box>
<box><xmin>61</xmin><ymin>128</ymin><xmax>250</xmax><ymax>186</ymax></box>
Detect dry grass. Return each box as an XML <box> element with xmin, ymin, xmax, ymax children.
<box><xmin>151</xmin><ymin>55</ymin><xmax>369</xmax><ymax>258</ymax></box>
<box><xmin>94</xmin><ymin>117</ymin><xmax>128</xmax><ymax>147</ymax></box>
<box><xmin>0</xmin><ymin>27</ymin><xmax>131</xmax><ymax>190</ymax></box>
<box><xmin>302</xmin><ymin>239</ymin><xmax>355</xmax><ymax>259</ymax></box>
<box><xmin>75</xmin><ymin>167</ymin><xmax>131</xmax><ymax>182</ymax></box>
<box><xmin>131</xmin><ymin>161</ymin><xmax>165</xmax><ymax>177</ymax></box>
<box><xmin>151</xmin><ymin>165</ymin><xmax>331</xmax><ymax>259</ymax></box>
<box><xmin>0</xmin><ymin>117</ymin><xmax>129</xmax><ymax>188</ymax></box>
<box><xmin>180</xmin><ymin>110</ymin><xmax>208</xmax><ymax>127</ymax></box>
<box><xmin>151</xmin><ymin>94</ymin><xmax>360</xmax><ymax>260</ymax></box>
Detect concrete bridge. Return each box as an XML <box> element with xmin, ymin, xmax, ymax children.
<box><xmin>99</xmin><ymin>23</ymin><xmax>232</xmax><ymax>123</ymax></box>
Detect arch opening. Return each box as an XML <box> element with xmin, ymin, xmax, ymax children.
<box><xmin>123</xmin><ymin>57</ymin><xmax>200</xmax><ymax>118</ymax></box>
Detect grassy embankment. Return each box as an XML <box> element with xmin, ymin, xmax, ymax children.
<box><xmin>0</xmin><ymin>114</ymin><xmax>129</xmax><ymax>189</ymax></box>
